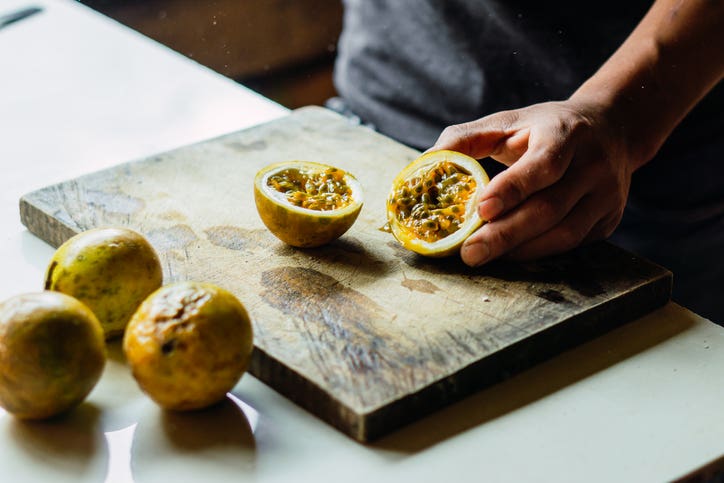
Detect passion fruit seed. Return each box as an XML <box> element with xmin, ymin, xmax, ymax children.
<box><xmin>267</xmin><ymin>167</ymin><xmax>353</xmax><ymax>211</ymax></box>
<box><xmin>255</xmin><ymin>161</ymin><xmax>364</xmax><ymax>248</ymax></box>
<box><xmin>388</xmin><ymin>160</ymin><xmax>477</xmax><ymax>242</ymax></box>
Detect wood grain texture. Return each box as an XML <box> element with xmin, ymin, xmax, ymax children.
<box><xmin>20</xmin><ymin>107</ymin><xmax>672</xmax><ymax>442</ymax></box>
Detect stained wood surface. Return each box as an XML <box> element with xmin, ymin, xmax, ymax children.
<box><xmin>20</xmin><ymin>107</ymin><xmax>672</xmax><ymax>442</ymax></box>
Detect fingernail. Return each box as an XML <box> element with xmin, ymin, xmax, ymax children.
<box><xmin>478</xmin><ymin>197</ymin><xmax>504</xmax><ymax>220</ymax></box>
<box><xmin>461</xmin><ymin>239</ymin><xmax>490</xmax><ymax>266</ymax></box>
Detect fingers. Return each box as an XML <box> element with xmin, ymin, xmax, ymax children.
<box><xmin>460</xmin><ymin>171</ymin><xmax>588</xmax><ymax>266</ymax></box>
<box><xmin>434</xmin><ymin>106</ymin><xmax>588</xmax><ymax>223</ymax></box>
<box><xmin>430</xmin><ymin>111</ymin><xmax>525</xmax><ymax>162</ymax></box>
<box><xmin>504</xmin><ymin>195</ymin><xmax>605</xmax><ymax>261</ymax></box>
<box><xmin>476</xmin><ymin>131</ymin><xmax>576</xmax><ymax>220</ymax></box>
<box><xmin>462</xmin><ymin>194</ymin><xmax>618</xmax><ymax>266</ymax></box>
<box><xmin>433</xmin><ymin>114</ymin><xmax>577</xmax><ymax>222</ymax></box>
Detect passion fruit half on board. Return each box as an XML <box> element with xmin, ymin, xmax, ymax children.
<box><xmin>386</xmin><ymin>150</ymin><xmax>490</xmax><ymax>257</ymax></box>
<box><xmin>254</xmin><ymin>161</ymin><xmax>364</xmax><ymax>248</ymax></box>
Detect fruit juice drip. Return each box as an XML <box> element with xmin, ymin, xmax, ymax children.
<box><xmin>390</xmin><ymin>161</ymin><xmax>476</xmax><ymax>243</ymax></box>
<box><xmin>268</xmin><ymin>167</ymin><xmax>353</xmax><ymax>211</ymax></box>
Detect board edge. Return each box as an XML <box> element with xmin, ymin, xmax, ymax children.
<box><xmin>360</xmin><ymin>269</ymin><xmax>673</xmax><ymax>442</ymax></box>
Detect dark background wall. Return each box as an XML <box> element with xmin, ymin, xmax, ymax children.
<box><xmin>79</xmin><ymin>0</ymin><xmax>343</xmax><ymax>108</ymax></box>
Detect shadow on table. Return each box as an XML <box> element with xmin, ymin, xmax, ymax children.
<box><xmin>20</xmin><ymin>229</ymin><xmax>55</xmax><ymax>271</ymax></box>
<box><xmin>372</xmin><ymin>302</ymin><xmax>695</xmax><ymax>454</ymax></box>
<box><xmin>105</xmin><ymin>337</ymin><xmax>128</xmax><ymax>364</ymax></box>
<box><xmin>161</xmin><ymin>397</ymin><xmax>256</xmax><ymax>452</ymax></box>
<box><xmin>130</xmin><ymin>396</ymin><xmax>257</xmax><ymax>481</ymax></box>
<box><xmin>5</xmin><ymin>403</ymin><xmax>108</xmax><ymax>480</ymax></box>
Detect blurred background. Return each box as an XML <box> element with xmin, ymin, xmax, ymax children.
<box><xmin>78</xmin><ymin>0</ymin><xmax>343</xmax><ymax>109</ymax></box>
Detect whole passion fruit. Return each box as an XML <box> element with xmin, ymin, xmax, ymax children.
<box><xmin>386</xmin><ymin>150</ymin><xmax>490</xmax><ymax>257</ymax></box>
<box><xmin>45</xmin><ymin>227</ymin><xmax>163</xmax><ymax>339</ymax></box>
<box><xmin>0</xmin><ymin>292</ymin><xmax>106</xmax><ymax>420</ymax></box>
<box><xmin>254</xmin><ymin>161</ymin><xmax>364</xmax><ymax>247</ymax></box>
<box><xmin>123</xmin><ymin>281</ymin><xmax>254</xmax><ymax>411</ymax></box>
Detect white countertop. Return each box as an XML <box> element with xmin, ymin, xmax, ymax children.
<box><xmin>1</xmin><ymin>1</ymin><xmax>723</xmax><ymax>482</ymax></box>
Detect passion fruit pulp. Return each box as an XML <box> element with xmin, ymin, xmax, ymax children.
<box><xmin>254</xmin><ymin>161</ymin><xmax>364</xmax><ymax>248</ymax></box>
<box><xmin>0</xmin><ymin>292</ymin><xmax>106</xmax><ymax>420</ymax></box>
<box><xmin>386</xmin><ymin>150</ymin><xmax>490</xmax><ymax>257</ymax></box>
<box><xmin>123</xmin><ymin>281</ymin><xmax>253</xmax><ymax>411</ymax></box>
<box><xmin>45</xmin><ymin>227</ymin><xmax>163</xmax><ymax>339</ymax></box>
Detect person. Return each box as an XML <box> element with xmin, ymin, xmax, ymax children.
<box><xmin>330</xmin><ymin>0</ymin><xmax>724</xmax><ymax>324</ymax></box>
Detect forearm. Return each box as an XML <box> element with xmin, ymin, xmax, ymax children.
<box><xmin>571</xmin><ymin>0</ymin><xmax>724</xmax><ymax>169</ymax></box>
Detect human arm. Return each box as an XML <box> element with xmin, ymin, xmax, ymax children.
<box><xmin>430</xmin><ymin>0</ymin><xmax>724</xmax><ymax>266</ymax></box>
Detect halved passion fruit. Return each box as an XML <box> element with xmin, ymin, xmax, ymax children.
<box><xmin>386</xmin><ymin>150</ymin><xmax>490</xmax><ymax>257</ymax></box>
<box><xmin>254</xmin><ymin>161</ymin><xmax>364</xmax><ymax>247</ymax></box>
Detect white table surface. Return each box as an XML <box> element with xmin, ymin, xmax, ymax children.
<box><xmin>1</xmin><ymin>1</ymin><xmax>723</xmax><ymax>482</ymax></box>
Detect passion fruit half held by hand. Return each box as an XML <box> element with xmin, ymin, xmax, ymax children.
<box><xmin>386</xmin><ymin>150</ymin><xmax>490</xmax><ymax>257</ymax></box>
<box><xmin>254</xmin><ymin>161</ymin><xmax>364</xmax><ymax>248</ymax></box>
<box><xmin>45</xmin><ymin>227</ymin><xmax>163</xmax><ymax>340</ymax></box>
<box><xmin>0</xmin><ymin>292</ymin><xmax>106</xmax><ymax>420</ymax></box>
<box><xmin>123</xmin><ymin>281</ymin><xmax>254</xmax><ymax>411</ymax></box>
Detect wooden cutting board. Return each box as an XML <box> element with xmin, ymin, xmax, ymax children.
<box><xmin>20</xmin><ymin>106</ymin><xmax>672</xmax><ymax>442</ymax></box>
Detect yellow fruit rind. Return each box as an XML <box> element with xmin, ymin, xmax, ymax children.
<box><xmin>0</xmin><ymin>292</ymin><xmax>106</xmax><ymax>420</ymax></box>
<box><xmin>45</xmin><ymin>227</ymin><xmax>163</xmax><ymax>339</ymax></box>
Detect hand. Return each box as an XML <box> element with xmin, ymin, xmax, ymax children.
<box><xmin>431</xmin><ymin>100</ymin><xmax>639</xmax><ymax>266</ymax></box>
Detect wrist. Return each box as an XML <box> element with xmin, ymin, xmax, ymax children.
<box><xmin>570</xmin><ymin>37</ymin><xmax>668</xmax><ymax>171</ymax></box>
<box><xmin>568</xmin><ymin>89</ymin><xmax>655</xmax><ymax>174</ymax></box>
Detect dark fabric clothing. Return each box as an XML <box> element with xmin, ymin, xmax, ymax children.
<box><xmin>334</xmin><ymin>0</ymin><xmax>724</xmax><ymax>323</ymax></box>
<box><xmin>335</xmin><ymin>0</ymin><xmax>647</xmax><ymax>147</ymax></box>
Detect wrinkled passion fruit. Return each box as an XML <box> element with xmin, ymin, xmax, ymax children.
<box><xmin>254</xmin><ymin>161</ymin><xmax>364</xmax><ymax>247</ymax></box>
<box><xmin>0</xmin><ymin>292</ymin><xmax>106</xmax><ymax>420</ymax></box>
<box><xmin>386</xmin><ymin>150</ymin><xmax>489</xmax><ymax>257</ymax></box>
<box><xmin>123</xmin><ymin>281</ymin><xmax>253</xmax><ymax>411</ymax></box>
<box><xmin>45</xmin><ymin>227</ymin><xmax>163</xmax><ymax>339</ymax></box>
